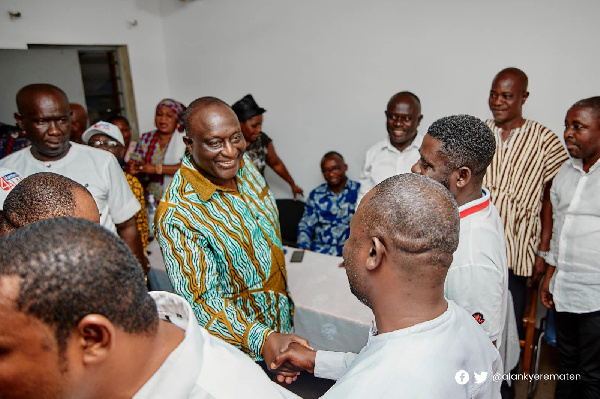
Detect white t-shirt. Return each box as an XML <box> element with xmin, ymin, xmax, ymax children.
<box><xmin>445</xmin><ymin>189</ymin><xmax>508</xmax><ymax>345</ymax></box>
<box><xmin>0</xmin><ymin>168</ymin><xmax>23</xmax><ymax>210</ymax></box>
<box><xmin>316</xmin><ymin>300</ymin><xmax>502</xmax><ymax>399</ymax></box>
<box><xmin>357</xmin><ymin>134</ymin><xmax>424</xmax><ymax>203</ymax></box>
<box><xmin>136</xmin><ymin>292</ymin><xmax>299</xmax><ymax>399</ymax></box>
<box><xmin>0</xmin><ymin>143</ymin><xmax>139</xmax><ymax>233</ymax></box>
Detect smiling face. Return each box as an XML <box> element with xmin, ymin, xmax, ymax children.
<box><xmin>15</xmin><ymin>89</ymin><xmax>72</xmax><ymax>162</ymax></box>
<box><xmin>564</xmin><ymin>106</ymin><xmax>600</xmax><ymax>170</ymax></box>
<box><xmin>184</xmin><ymin>104</ymin><xmax>246</xmax><ymax>189</ymax></box>
<box><xmin>155</xmin><ymin>106</ymin><xmax>179</xmax><ymax>135</ymax></box>
<box><xmin>0</xmin><ymin>276</ymin><xmax>72</xmax><ymax>399</ymax></box>
<box><xmin>488</xmin><ymin>72</ymin><xmax>528</xmax><ymax>127</ymax></box>
<box><xmin>240</xmin><ymin>114</ymin><xmax>263</xmax><ymax>143</ymax></box>
<box><xmin>321</xmin><ymin>155</ymin><xmax>347</xmax><ymax>192</ymax></box>
<box><xmin>385</xmin><ymin>94</ymin><xmax>422</xmax><ymax>151</ymax></box>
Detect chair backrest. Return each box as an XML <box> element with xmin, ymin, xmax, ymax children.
<box><xmin>275</xmin><ymin>199</ymin><xmax>305</xmax><ymax>247</ymax></box>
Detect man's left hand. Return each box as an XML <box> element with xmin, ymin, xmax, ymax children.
<box><xmin>262</xmin><ymin>332</ymin><xmax>312</xmax><ymax>384</ymax></box>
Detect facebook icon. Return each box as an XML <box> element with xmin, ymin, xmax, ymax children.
<box><xmin>455</xmin><ymin>370</ymin><xmax>470</xmax><ymax>385</ymax></box>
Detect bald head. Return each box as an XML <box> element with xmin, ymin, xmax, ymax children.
<box><xmin>493</xmin><ymin>68</ymin><xmax>528</xmax><ymax>92</ymax></box>
<box><xmin>184</xmin><ymin>97</ymin><xmax>233</xmax><ymax>134</ymax></box>
<box><xmin>387</xmin><ymin>91</ymin><xmax>421</xmax><ymax>115</ymax></box>
<box><xmin>69</xmin><ymin>103</ymin><xmax>88</xmax><ymax>144</ymax></box>
<box><xmin>0</xmin><ymin>173</ymin><xmax>99</xmax><ymax>237</ymax></box>
<box><xmin>363</xmin><ymin>173</ymin><xmax>459</xmax><ymax>266</ymax></box>
<box><xmin>16</xmin><ymin>84</ymin><xmax>68</xmax><ymax>114</ymax></box>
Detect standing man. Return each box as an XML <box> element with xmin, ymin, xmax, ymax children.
<box><xmin>483</xmin><ymin>68</ymin><xmax>568</xmax><ymax>336</ymax></box>
<box><xmin>69</xmin><ymin>102</ymin><xmax>88</xmax><ymax>144</ymax></box>
<box><xmin>541</xmin><ymin>97</ymin><xmax>600</xmax><ymax>398</ymax></box>
<box><xmin>357</xmin><ymin>91</ymin><xmax>423</xmax><ymax>203</ymax></box>
<box><xmin>155</xmin><ymin>97</ymin><xmax>308</xmax><ymax>381</ymax></box>
<box><xmin>297</xmin><ymin>151</ymin><xmax>360</xmax><ymax>256</ymax></box>
<box><xmin>0</xmin><ymin>84</ymin><xmax>146</xmax><ymax>270</ymax></box>
<box><xmin>412</xmin><ymin>114</ymin><xmax>508</xmax><ymax>348</ymax></box>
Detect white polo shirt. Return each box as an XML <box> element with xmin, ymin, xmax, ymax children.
<box><xmin>357</xmin><ymin>134</ymin><xmax>424</xmax><ymax>203</ymax></box>
<box><xmin>0</xmin><ymin>143</ymin><xmax>139</xmax><ymax>234</ymax></box>
<box><xmin>548</xmin><ymin>158</ymin><xmax>600</xmax><ymax>313</ymax></box>
<box><xmin>445</xmin><ymin>188</ymin><xmax>508</xmax><ymax>346</ymax></box>
<box><xmin>136</xmin><ymin>292</ymin><xmax>299</xmax><ymax>399</ymax></box>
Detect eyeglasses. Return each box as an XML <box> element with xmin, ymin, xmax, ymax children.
<box><xmin>90</xmin><ymin>140</ymin><xmax>120</xmax><ymax>148</ymax></box>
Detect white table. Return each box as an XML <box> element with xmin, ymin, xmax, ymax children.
<box><xmin>284</xmin><ymin>248</ymin><xmax>373</xmax><ymax>353</ymax></box>
<box><xmin>147</xmin><ymin>240</ymin><xmax>373</xmax><ymax>353</ymax></box>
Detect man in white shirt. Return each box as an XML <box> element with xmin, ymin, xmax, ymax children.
<box><xmin>357</xmin><ymin>91</ymin><xmax>424</xmax><ymax>203</ymax></box>
<box><xmin>411</xmin><ymin>115</ymin><xmax>509</xmax><ymax>348</ymax></box>
<box><xmin>272</xmin><ymin>174</ymin><xmax>501</xmax><ymax>398</ymax></box>
<box><xmin>0</xmin><ymin>84</ymin><xmax>146</xmax><ymax>269</ymax></box>
<box><xmin>0</xmin><ymin>217</ymin><xmax>298</xmax><ymax>399</ymax></box>
<box><xmin>540</xmin><ymin>97</ymin><xmax>600</xmax><ymax>398</ymax></box>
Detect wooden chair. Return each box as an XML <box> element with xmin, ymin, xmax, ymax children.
<box><xmin>520</xmin><ymin>282</ymin><xmax>539</xmax><ymax>375</ymax></box>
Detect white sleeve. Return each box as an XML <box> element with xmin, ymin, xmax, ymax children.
<box><xmin>547</xmin><ymin>181</ymin><xmax>560</xmax><ymax>267</ymax></box>
<box><xmin>357</xmin><ymin>150</ymin><xmax>374</xmax><ymax>205</ymax></box>
<box><xmin>314</xmin><ymin>350</ymin><xmax>358</xmax><ymax>381</ymax></box>
<box><xmin>106</xmin><ymin>156</ymin><xmax>141</xmax><ymax>224</ymax></box>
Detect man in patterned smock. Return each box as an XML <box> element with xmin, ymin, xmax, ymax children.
<box><xmin>155</xmin><ymin>96</ymin><xmax>309</xmax><ymax>383</ymax></box>
<box><xmin>483</xmin><ymin>67</ymin><xmax>568</xmax><ymax>338</ymax></box>
<box><xmin>297</xmin><ymin>151</ymin><xmax>360</xmax><ymax>256</ymax></box>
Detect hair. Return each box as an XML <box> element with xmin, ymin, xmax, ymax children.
<box><xmin>0</xmin><ymin>217</ymin><xmax>158</xmax><ymax>353</ymax></box>
<box><xmin>495</xmin><ymin>67</ymin><xmax>529</xmax><ymax>92</ymax></box>
<box><xmin>107</xmin><ymin>115</ymin><xmax>130</xmax><ymax>126</ymax></box>
<box><xmin>0</xmin><ymin>173</ymin><xmax>91</xmax><ymax>235</ymax></box>
<box><xmin>184</xmin><ymin>96</ymin><xmax>231</xmax><ymax>134</ymax></box>
<box><xmin>362</xmin><ymin>173</ymin><xmax>459</xmax><ymax>268</ymax></box>
<box><xmin>16</xmin><ymin>83</ymin><xmax>68</xmax><ymax>113</ymax></box>
<box><xmin>321</xmin><ymin>151</ymin><xmax>345</xmax><ymax>163</ymax></box>
<box><xmin>387</xmin><ymin>91</ymin><xmax>421</xmax><ymax>113</ymax></box>
<box><xmin>427</xmin><ymin>115</ymin><xmax>496</xmax><ymax>178</ymax></box>
<box><xmin>571</xmin><ymin>96</ymin><xmax>600</xmax><ymax>119</ymax></box>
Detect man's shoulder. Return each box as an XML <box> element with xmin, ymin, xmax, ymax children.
<box><xmin>365</xmin><ymin>138</ymin><xmax>389</xmax><ymax>153</ymax></box>
<box><xmin>0</xmin><ymin>146</ymin><xmax>31</xmax><ymax>167</ymax></box>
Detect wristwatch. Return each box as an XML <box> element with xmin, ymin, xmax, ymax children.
<box><xmin>536</xmin><ymin>249</ymin><xmax>550</xmax><ymax>263</ymax></box>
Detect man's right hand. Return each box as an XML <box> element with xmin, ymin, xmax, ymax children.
<box><xmin>272</xmin><ymin>342</ymin><xmax>317</xmax><ymax>374</ymax></box>
<box><xmin>540</xmin><ymin>266</ymin><xmax>555</xmax><ymax>309</ymax></box>
<box><xmin>261</xmin><ymin>332</ymin><xmax>312</xmax><ymax>384</ymax></box>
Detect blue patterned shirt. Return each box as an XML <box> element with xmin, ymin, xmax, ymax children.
<box><xmin>154</xmin><ymin>154</ymin><xmax>293</xmax><ymax>360</ymax></box>
<box><xmin>297</xmin><ymin>179</ymin><xmax>360</xmax><ymax>256</ymax></box>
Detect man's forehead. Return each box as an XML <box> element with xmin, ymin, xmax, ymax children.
<box><xmin>190</xmin><ymin>106</ymin><xmax>238</xmax><ymax>135</ymax></box>
<box><xmin>492</xmin><ymin>73</ymin><xmax>524</xmax><ymax>90</ymax></box>
<box><xmin>0</xmin><ymin>275</ymin><xmax>20</xmax><ymax>308</ymax></box>
<box><xmin>23</xmin><ymin>91</ymin><xmax>69</xmax><ymax>115</ymax></box>
<box><xmin>388</xmin><ymin>96</ymin><xmax>419</xmax><ymax>113</ymax></box>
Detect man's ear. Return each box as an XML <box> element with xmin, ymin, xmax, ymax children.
<box><xmin>75</xmin><ymin>314</ymin><xmax>115</xmax><ymax>365</ymax></box>
<box><xmin>455</xmin><ymin>166</ymin><xmax>471</xmax><ymax>188</ymax></box>
<box><xmin>522</xmin><ymin>91</ymin><xmax>530</xmax><ymax>105</ymax></box>
<box><xmin>366</xmin><ymin>236</ymin><xmax>385</xmax><ymax>271</ymax></box>
<box><xmin>14</xmin><ymin>112</ymin><xmax>24</xmax><ymax>131</ymax></box>
<box><xmin>182</xmin><ymin>136</ymin><xmax>193</xmax><ymax>152</ymax></box>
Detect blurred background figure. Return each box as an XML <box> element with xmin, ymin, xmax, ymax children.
<box><xmin>0</xmin><ymin>122</ymin><xmax>29</xmax><ymax>160</ymax></box>
<box><xmin>232</xmin><ymin>94</ymin><xmax>303</xmax><ymax>200</ymax></box>
<box><xmin>83</xmin><ymin>121</ymin><xmax>149</xmax><ymax>251</ymax></box>
<box><xmin>108</xmin><ymin>115</ymin><xmax>137</xmax><ymax>164</ymax></box>
<box><xmin>127</xmin><ymin>99</ymin><xmax>187</xmax><ymax>201</ymax></box>
<box><xmin>69</xmin><ymin>103</ymin><xmax>89</xmax><ymax>145</ymax></box>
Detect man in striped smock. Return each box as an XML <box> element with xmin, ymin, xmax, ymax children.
<box><xmin>483</xmin><ymin>67</ymin><xmax>568</xmax><ymax>339</ymax></box>
<box><xmin>155</xmin><ymin>96</ymin><xmax>308</xmax><ymax>383</ymax></box>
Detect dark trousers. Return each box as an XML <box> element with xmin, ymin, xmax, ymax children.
<box><xmin>508</xmin><ymin>269</ymin><xmax>529</xmax><ymax>339</ymax></box>
<box><xmin>554</xmin><ymin>310</ymin><xmax>600</xmax><ymax>399</ymax></box>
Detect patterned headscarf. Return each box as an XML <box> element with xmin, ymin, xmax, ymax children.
<box><xmin>156</xmin><ymin>99</ymin><xmax>187</xmax><ymax>132</ymax></box>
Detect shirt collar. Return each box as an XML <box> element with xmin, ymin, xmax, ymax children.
<box><xmin>569</xmin><ymin>157</ymin><xmax>600</xmax><ymax>174</ymax></box>
<box><xmin>179</xmin><ymin>155</ymin><xmax>245</xmax><ymax>202</ymax></box>
<box><xmin>382</xmin><ymin>132</ymin><xmax>423</xmax><ymax>153</ymax></box>
<box><xmin>458</xmin><ymin>188</ymin><xmax>490</xmax><ymax>219</ymax></box>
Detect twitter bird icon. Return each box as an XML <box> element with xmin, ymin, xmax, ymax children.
<box><xmin>474</xmin><ymin>372</ymin><xmax>488</xmax><ymax>384</ymax></box>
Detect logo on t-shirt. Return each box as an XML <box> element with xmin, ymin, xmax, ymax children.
<box><xmin>472</xmin><ymin>312</ymin><xmax>485</xmax><ymax>324</ymax></box>
<box><xmin>0</xmin><ymin>172</ymin><xmax>22</xmax><ymax>191</ymax></box>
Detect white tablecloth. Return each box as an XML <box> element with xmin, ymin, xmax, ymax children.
<box><xmin>284</xmin><ymin>248</ymin><xmax>373</xmax><ymax>353</ymax></box>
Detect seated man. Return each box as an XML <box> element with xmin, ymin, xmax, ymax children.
<box><xmin>82</xmin><ymin>121</ymin><xmax>149</xmax><ymax>250</ymax></box>
<box><xmin>155</xmin><ymin>97</ymin><xmax>308</xmax><ymax>380</ymax></box>
<box><xmin>0</xmin><ymin>172</ymin><xmax>99</xmax><ymax>236</ymax></box>
<box><xmin>541</xmin><ymin>97</ymin><xmax>600</xmax><ymax>398</ymax></box>
<box><xmin>273</xmin><ymin>174</ymin><xmax>501</xmax><ymax>398</ymax></box>
<box><xmin>411</xmin><ymin>115</ymin><xmax>508</xmax><ymax>347</ymax></box>
<box><xmin>0</xmin><ymin>217</ymin><xmax>299</xmax><ymax>398</ymax></box>
<box><xmin>297</xmin><ymin>151</ymin><xmax>360</xmax><ymax>256</ymax></box>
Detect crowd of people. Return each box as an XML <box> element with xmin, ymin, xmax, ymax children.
<box><xmin>0</xmin><ymin>66</ymin><xmax>598</xmax><ymax>399</ymax></box>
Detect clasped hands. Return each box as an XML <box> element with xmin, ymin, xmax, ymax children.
<box><xmin>262</xmin><ymin>332</ymin><xmax>317</xmax><ymax>384</ymax></box>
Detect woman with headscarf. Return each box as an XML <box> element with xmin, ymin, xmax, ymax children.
<box><xmin>231</xmin><ymin>94</ymin><xmax>303</xmax><ymax>199</ymax></box>
<box><xmin>127</xmin><ymin>99</ymin><xmax>187</xmax><ymax>200</ymax></box>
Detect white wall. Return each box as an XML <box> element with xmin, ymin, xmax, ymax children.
<box><xmin>0</xmin><ymin>0</ymin><xmax>170</xmax><ymax>138</ymax></box>
<box><xmin>159</xmin><ymin>0</ymin><xmax>599</xmax><ymax>198</ymax></box>
<box><xmin>1</xmin><ymin>0</ymin><xmax>599</xmax><ymax>199</ymax></box>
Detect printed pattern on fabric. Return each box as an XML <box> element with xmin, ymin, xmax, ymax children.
<box><xmin>155</xmin><ymin>154</ymin><xmax>293</xmax><ymax>360</ymax></box>
<box><xmin>245</xmin><ymin>132</ymin><xmax>272</xmax><ymax>175</ymax></box>
<box><xmin>483</xmin><ymin>119</ymin><xmax>568</xmax><ymax>276</ymax></box>
<box><xmin>125</xmin><ymin>172</ymin><xmax>149</xmax><ymax>250</ymax></box>
<box><xmin>131</xmin><ymin>130</ymin><xmax>167</xmax><ymax>199</ymax></box>
<box><xmin>297</xmin><ymin>180</ymin><xmax>360</xmax><ymax>256</ymax></box>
